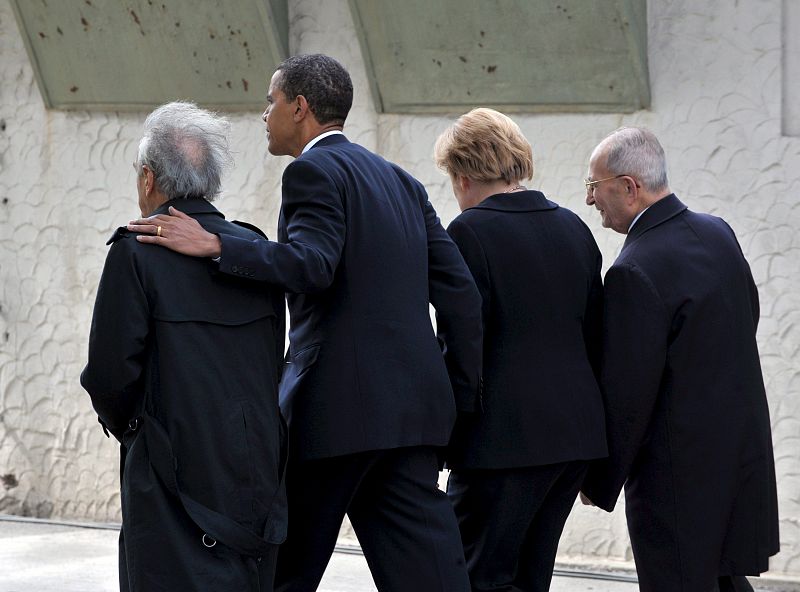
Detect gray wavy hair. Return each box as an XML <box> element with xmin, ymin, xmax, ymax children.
<box><xmin>601</xmin><ymin>127</ymin><xmax>669</xmax><ymax>193</ymax></box>
<box><xmin>136</xmin><ymin>102</ymin><xmax>233</xmax><ymax>201</ymax></box>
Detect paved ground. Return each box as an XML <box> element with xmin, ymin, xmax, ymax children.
<box><xmin>0</xmin><ymin>516</ymin><xmax>787</xmax><ymax>591</ymax></box>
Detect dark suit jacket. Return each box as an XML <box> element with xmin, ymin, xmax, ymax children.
<box><xmin>218</xmin><ymin>134</ymin><xmax>483</xmax><ymax>461</ymax></box>
<box><xmin>444</xmin><ymin>190</ymin><xmax>606</xmax><ymax>470</ymax></box>
<box><xmin>582</xmin><ymin>194</ymin><xmax>779</xmax><ymax>585</ymax></box>
<box><xmin>81</xmin><ymin>199</ymin><xmax>287</xmax><ymax>590</ymax></box>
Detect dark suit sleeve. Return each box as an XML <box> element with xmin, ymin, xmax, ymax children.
<box><xmin>446</xmin><ymin>218</ymin><xmax>491</xmax><ymax>338</ymax></box>
<box><xmin>275</xmin><ymin>291</ymin><xmax>286</xmax><ymax>379</ymax></box>
<box><xmin>217</xmin><ymin>158</ymin><xmax>346</xmax><ymax>293</ymax></box>
<box><xmin>723</xmin><ymin>220</ymin><xmax>760</xmax><ymax>330</ymax></box>
<box><xmin>583</xmin><ymin>249</ymin><xmax>604</xmax><ymax>378</ymax></box>
<box><xmin>582</xmin><ymin>262</ymin><xmax>669</xmax><ymax>511</ymax></box>
<box><xmin>80</xmin><ymin>240</ymin><xmax>150</xmax><ymax>441</ymax></box>
<box><xmin>426</xmin><ymin>203</ymin><xmax>483</xmax><ymax>413</ymax></box>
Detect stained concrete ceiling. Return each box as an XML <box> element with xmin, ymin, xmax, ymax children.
<box><xmin>11</xmin><ymin>0</ymin><xmax>649</xmax><ymax>114</ymax></box>
<box><xmin>9</xmin><ymin>0</ymin><xmax>288</xmax><ymax>111</ymax></box>
<box><xmin>349</xmin><ymin>0</ymin><xmax>650</xmax><ymax>113</ymax></box>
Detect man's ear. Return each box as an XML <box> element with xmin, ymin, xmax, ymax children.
<box><xmin>293</xmin><ymin>95</ymin><xmax>310</xmax><ymax>122</ymax></box>
<box><xmin>142</xmin><ymin>165</ymin><xmax>155</xmax><ymax>195</ymax></box>
<box><xmin>623</xmin><ymin>175</ymin><xmax>638</xmax><ymax>198</ymax></box>
<box><xmin>459</xmin><ymin>175</ymin><xmax>471</xmax><ymax>193</ymax></box>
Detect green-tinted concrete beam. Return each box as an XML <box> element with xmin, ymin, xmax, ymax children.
<box><xmin>350</xmin><ymin>0</ymin><xmax>650</xmax><ymax>113</ymax></box>
<box><xmin>10</xmin><ymin>0</ymin><xmax>288</xmax><ymax>111</ymax></box>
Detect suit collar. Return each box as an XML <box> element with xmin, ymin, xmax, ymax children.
<box><xmin>302</xmin><ymin>130</ymin><xmax>345</xmax><ymax>153</ymax></box>
<box><xmin>624</xmin><ymin>193</ymin><xmax>687</xmax><ymax>247</ymax></box>
<box><xmin>465</xmin><ymin>189</ymin><xmax>558</xmax><ymax>213</ymax></box>
<box><xmin>308</xmin><ymin>133</ymin><xmax>350</xmax><ymax>150</ymax></box>
<box><xmin>151</xmin><ymin>198</ymin><xmax>225</xmax><ymax>218</ymax></box>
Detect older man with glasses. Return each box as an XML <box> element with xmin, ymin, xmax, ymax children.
<box><xmin>580</xmin><ymin>127</ymin><xmax>780</xmax><ymax>592</ymax></box>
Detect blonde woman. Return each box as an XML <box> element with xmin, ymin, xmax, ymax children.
<box><xmin>435</xmin><ymin>108</ymin><xmax>607</xmax><ymax>592</ymax></box>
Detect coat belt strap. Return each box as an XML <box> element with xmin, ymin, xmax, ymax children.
<box><xmin>140</xmin><ymin>412</ymin><xmax>277</xmax><ymax>557</ymax></box>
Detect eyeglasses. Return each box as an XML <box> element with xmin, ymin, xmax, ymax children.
<box><xmin>584</xmin><ymin>174</ymin><xmax>627</xmax><ymax>192</ymax></box>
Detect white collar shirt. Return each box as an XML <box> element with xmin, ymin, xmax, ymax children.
<box><xmin>301</xmin><ymin>130</ymin><xmax>345</xmax><ymax>154</ymax></box>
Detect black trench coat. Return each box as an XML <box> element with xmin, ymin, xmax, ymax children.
<box><xmin>81</xmin><ymin>199</ymin><xmax>287</xmax><ymax>592</ymax></box>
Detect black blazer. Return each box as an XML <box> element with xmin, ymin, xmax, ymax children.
<box><xmin>582</xmin><ymin>194</ymin><xmax>779</xmax><ymax>580</ymax></box>
<box><xmin>218</xmin><ymin>135</ymin><xmax>483</xmax><ymax>461</ymax></box>
<box><xmin>444</xmin><ymin>190</ymin><xmax>606</xmax><ymax>470</ymax></box>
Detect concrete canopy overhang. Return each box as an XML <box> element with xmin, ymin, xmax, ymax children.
<box><xmin>349</xmin><ymin>0</ymin><xmax>650</xmax><ymax>114</ymax></box>
<box><xmin>9</xmin><ymin>0</ymin><xmax>288</xmax><ymax>111</ymax></box>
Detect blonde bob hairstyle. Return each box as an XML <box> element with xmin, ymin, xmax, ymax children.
<box><xmin>434</xmin><ymin>107</ymin><xmax>534</xmax><ymax>184</ymax></box>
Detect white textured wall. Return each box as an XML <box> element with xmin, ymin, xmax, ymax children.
<box><xmin>1</xmin><ymin>0</ymin><xmax>798</xmax><ymax>580</ymax></box>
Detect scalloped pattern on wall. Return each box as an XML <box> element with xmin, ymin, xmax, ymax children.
<box><xmin>1</xmin><ymin>0</ymin><xmax>797</xmax><ymax>580</ymax></box>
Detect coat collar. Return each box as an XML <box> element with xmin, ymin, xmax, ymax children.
<box><xmin>623</xmin><ymin>193</ymin><xmax>687</xmax><ymax>248</ymax></box>
<box><xmin>151</xmin><ymin>197</ymin><xmax>225</xmax><ymax>218</ymax></box>
<box><xmin>108</xmin><ymin>199</ymin><xmax>223</xmax><ymax>244</ymax></box>
<box><xmin>464</xmin><ymin>189</ymin><xmax>558</xmax><ymax>213</ymax></box>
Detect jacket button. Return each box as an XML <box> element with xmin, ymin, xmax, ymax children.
<box><xmin>232</xmin><ymin>265</ymin><xmax>239</xmax><ymax>273</ymax></box>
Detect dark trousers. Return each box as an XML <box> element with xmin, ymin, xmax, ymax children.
<box><xmin>274</xmin><ymin>445</ymin><xmax>470</xmax><ymax>592</ymax></box>
<box><xmin>715</xmin><ymin>576</ymin><xmax>754</xmax><ymax>591</ymax></box>
<box><xmin>447</xmin><ymin>460</ymin><xmax>588</xmax><ymax>592</ymax></box>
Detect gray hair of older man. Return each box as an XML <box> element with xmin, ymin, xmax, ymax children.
<box><xmin>600</xmin><ymin>127</ymin><xmax>669</xmax><ymax>193</ymax></box>
<box><xmin>136</xmin><ymin>101</ymin><xmax>233</xmax><ymax>201</ymax></box>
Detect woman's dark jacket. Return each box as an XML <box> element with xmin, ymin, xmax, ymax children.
<box><xmin>445</xmin><ymin>190</ymin><xmax>607</xmax><ymax>470</ymax></box>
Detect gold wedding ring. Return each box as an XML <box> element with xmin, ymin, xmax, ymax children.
<box><xmin>156</xmin><ymin>225</ymin><xmax>162</xmax><ymax>237</ymax></box>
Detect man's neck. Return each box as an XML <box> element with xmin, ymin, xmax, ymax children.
<box><xmin>142</xmin><ymin>193</ymin><xmax>169</xmax><ymax>217</ymax></box>
<box><xmin>640</xmin><ymin>189</ymin><xmax>671</xmax><ymax>210</ymax></box>
<box><xmin>627</xmin><ymin>189</ymin><xmax>672</xmax><ymax>233</ymax></box>
<box><xmin>295</xmin><ymin>124</ymin><xmax>345</xmax><ymax>157</ymax></box>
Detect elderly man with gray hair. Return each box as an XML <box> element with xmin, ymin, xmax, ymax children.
<box><xmin>580</xmin><ymin>126</ymin><xmax>779</xmax><ymax>592</ymax></box>
<box><xmin>81</xmin><ymin>102</ymin><xmax>287</xmax><ymax>591</ymax></box>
